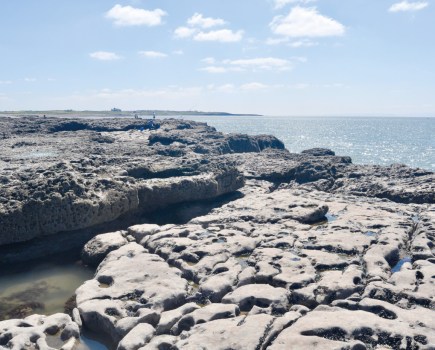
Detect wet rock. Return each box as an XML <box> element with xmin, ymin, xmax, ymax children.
<box><xmin>301</xmin><ymin>148</ymin><xmax>336</xmax><ymax>157</ymax></box>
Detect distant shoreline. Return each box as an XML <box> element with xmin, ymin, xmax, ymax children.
<box><xmin>0</xmin><ymin>110</ymin><xmax>262</xmax><ymax>117</ymax></box>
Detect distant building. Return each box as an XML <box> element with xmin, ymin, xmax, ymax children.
<box><xmin>111</xmin><ymin>108</ymin><xmax>122</xmax><ymax>112</ymax></box>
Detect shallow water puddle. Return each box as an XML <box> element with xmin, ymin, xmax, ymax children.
<box><xmin>0</xmin><ymin>259</ymin><xmax>93</xmax><ymax>320</ymax></box>
<box><xmin>235</xmin><ymin>254</ymin><xmax>251</xmax><ymax>269</ymax></box>
<box><xmin>77</xmin><ymin>331</ymin><xmax>111</xmax><ymax>350</ymax></box>
<box><xmin>364</xmin><ymin>231</ymin><xmax>377</xmax><ymax>237</ymax></box>
<box><xmin>325</xmin><ymin>213</ymin><xmax>338</xmax><ymax>222</ymax></box>
<box><xmin>45</xmin><ymin>330</ymin><xmax>110</xmax><ymax>350</ymax></box>
<box><xmin>310</xmin><ymin>213</ymin><xmax>338</xmax><ymax>227</ymax></box>
<box><xmin>391</xmin><ymin>256</ymin><xmax>412</xmax><ymax>273</ymax></box>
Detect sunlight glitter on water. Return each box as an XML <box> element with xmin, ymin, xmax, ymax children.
<box><xmin>177</xmin><ymin>116</ymin><xmax>435</xmax><ymax>171</ymax></box>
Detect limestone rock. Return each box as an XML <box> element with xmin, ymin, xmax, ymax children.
<box><xmin>0</xmin><ymin>313</ymin><xmax>79</xmax><ymax>350</ymax></box>
<box><xmin>81</xmin><ymin>230</ymin><xmax>128</xmax><ymax>267</ymax></box>
<box><xmin>117</xmin><ymin>323</ymin><xmax>155</xmax><ymax>350</ymax></box>
<box><xmin>76</xmin><ymin>243</ymin><xmax>187</xmax><ymax>343</ymax></box>
<box><xmin>222</xmin><ymin>284</ymin><xmax>289</xmax><ymax>313</ymax></box>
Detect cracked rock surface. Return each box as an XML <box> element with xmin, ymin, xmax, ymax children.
<box><xmin>69</xmin><ymin>183</ymin><xmax>434</xmax><ymax>350</ymax></box>
<box><xmin>1</xmin><ymin>117</ymin><xmax>434</xmax><ymax>349</ymax></box>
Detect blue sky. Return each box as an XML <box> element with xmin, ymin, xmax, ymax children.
<box><xmin>0</xmin><ymin>0</ymin><xmax>434</xmax><ymax>116</ymax></box>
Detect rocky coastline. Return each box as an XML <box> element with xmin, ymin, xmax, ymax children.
<box><xmin>0</xmin><ymin>116</ymin><xmax>434</xmax><ymax>350</ymax></box>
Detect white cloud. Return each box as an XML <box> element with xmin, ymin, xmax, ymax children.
<box><xmin>172</xmin><ymin>50</ymin><xmax>184</xmax><ymax>55</ymax></box>
<box><xmin>200</xmin><ymin>66</ymin><xmax>228</xmax><ymax>73</ymax></box>
<box><xmin>174</xmin><ymin>26</ymin><xmax>197</xmax><ymax>38</ymax></box>
<box><xmin>187</xmin><ymin>13</ymin><xmax>226</xmax><ymax>28</ymax></box>
<box><xmin>266</xmin><ymin>37</ymin><xmax>318</xmax><ymax>47</ymax></box>
<box><xmin>289</xmin><ymin>39</ymin><xmax>318</xmax><ymax>47</ymax></box>
<box><xmin>270</xmin><ymin>6</ymin><xmax>345</xmax><ymax>37</ymax></box>
<box><xmin>274</xmin><ymin>0</ymin><xmax>316</xmax><ymax>9</ymax></box>
<box><xmin>24</xmin><ymin>77</ymin><xmax>37</xmax><ymax>82</ymax></box>
<box><xmin>225</xmin><ymin>57</ymin><xmax>294</xmax><ymax>70</ymax></box>
<box><xmin>0</xmin><ymin>80</ymin><xmax>12</xmax><ymax>84</ymax></box>
<box><xmin>90</xmin><ymin>51</ymin><xmax>122</xmax><ymax>61</ymax></box>
<box><xmin>286</xmin><ymin>82</ymin><xmax>345</xmax><ymax>89</ymax></box>
<box><xmin>240</xmin><ymin>82</ymin><xmax>269</xmax><ymax>90</ymax></box>
<box><xmin>106</xmin><ymin>4</ymin><xmax>167</xmax><ymax>27</ymax></box>
<box><xmin>200</xmin><ymin>56</ymin><xmax>304</xmax><ymax>73</ymax></box>
<box><xmin>194</xmin><ymin>29</ymin><xmax>244</xmax><ymax>42</ymax></box>
<box><xmin>138</xmin><ymin>50</ymin><xmax>168</xmax><ymax>58</ymax></box>
<box><xmin>174</xmin><ymin>13</ymin><xmax>243</xmax><ymax>43</ymax></box>
<box><xmin>389</xmin><ymin>1</ymin><xmax>429</xmax><ymax>12</ymax></box>
<box><xmin>216</xmin><ymin>84</ymin><xmax>236</xmax><ymax>93</ymax></box>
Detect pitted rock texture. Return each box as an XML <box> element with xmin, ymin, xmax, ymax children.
<box><xmin>0</xmin><ymin>313</ymin><xmax>79</xmax><ymax>350</ymax></box>
<box><xmin>230</xmin><ymin>150</ymin><xmax>434</xmax><ymax>204</ymax></box>
<box><xmin>76</xmin><ymin>243</ymin><xmax>187</xmax><ymax>343</ymax></box>
<box><xmin>71</xmin><ymin>181</ymin><xmax>434</xmax><ymax>349</ymax></box>
<box><xmin>0</xmin><ymin>117</ymin><xmax>288</xmax><ymax>246</ymax></box>
<box><xmin>1</xmin><ymin>117</ymin><xmax>434</xmax><ymax>349</ymax></box>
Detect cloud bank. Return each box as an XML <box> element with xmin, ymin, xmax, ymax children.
<box><xmin>106</xmin><ymin>4</ymin><xmax>167</xmax><ymax>27</ymax></box>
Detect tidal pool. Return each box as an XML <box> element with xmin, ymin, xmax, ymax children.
<box><xmin>0</xmin><ymin>255</ymin><xmax>94</xmax><ymax>321</ymax></box>
<box><xmin>391</xmin><ymin>256</ymin><xmax>412</xmax><ymax>273</ymax></box>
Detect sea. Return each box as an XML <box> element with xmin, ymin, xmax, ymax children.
<box><xmin>172</xmin><ymin>116</ymin><xmax>435</xmax><ymax>172</ymax></box>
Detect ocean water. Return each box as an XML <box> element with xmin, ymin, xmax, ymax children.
<box><xmin>177</xmin><ymin>116</ymin><xmax>434</xmax><ymax>171</ymax></box>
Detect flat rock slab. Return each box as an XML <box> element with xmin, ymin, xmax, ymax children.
<box><xmin>29</xmin><ymin>186</ymin><xmax>434</xmax><ymax>349</ymax></box>
<box><xmin>222</xmin><ymin>284</ymin><xmax>289</xmax><ymax>312</ymax></box>
<box><xmin>174</xmin><ymin>314</ymin><xmax>275</xmax><ymax>350</ymax></box>
<box><xmin>76</xmin><ymin>243</ymin><xmax>188</xmax><ymax>343</ymax></box>
<box><xmin>269</xmin><ymin>304</ymin><xmax>435</xmax><ymax>349</ymax></box>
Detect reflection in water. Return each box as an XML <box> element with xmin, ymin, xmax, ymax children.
<box><xmin>0</xmin><ymin>258</ymin><xmax>93</xmax><ymax>320</ymax></box>
<box><xmin>0</xmin><ymin>256</ymin><xmax>110</xmax><ymax>349</ymax></box>
<box><xmin>77</xmin><ymin>331</ymin><xmax>110</xmax><ymax>350</ymax></box>
<box><xmin>391</xmin><ymin>256</ymin><xmax>412</xmax><ymax>273</ymax></box>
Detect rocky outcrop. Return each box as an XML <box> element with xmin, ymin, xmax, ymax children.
<box><xmin>1</xmin><ymin>116</ymin><xmax>434</xmax><ymax>349</ymax></box>
<box><xmin>70</xmin><ymin>180</ymin><xmax>434</xmax><ymax>349</ymax></box>
<box><xmin>2</xmin><ymin>117</ymin><xmax>286</xmax><ymax>246</ymax></box>
<box><xmin>231</xmin><ymin>149</ymin><xmax>434</xmax><ymax>203</ymax></box>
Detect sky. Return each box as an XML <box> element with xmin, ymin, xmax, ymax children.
<box><xmin>0</xmin><ymin>0</ymin><xmax>434</xmax><ymax>116</ymax></box>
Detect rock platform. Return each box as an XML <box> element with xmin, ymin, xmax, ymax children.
<box><xmin>0</xmin><ymin>117</ymin><xmax>434</xmax><ymax>349</ymax></box>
